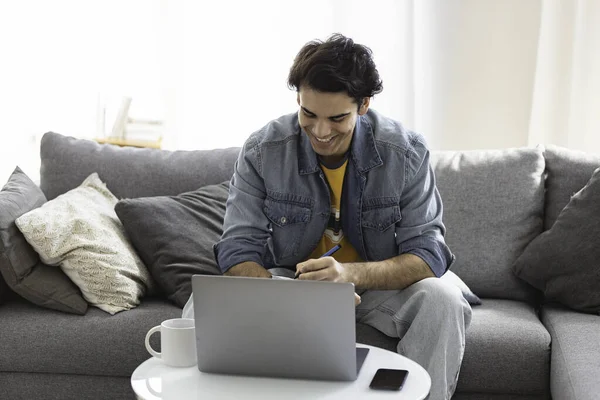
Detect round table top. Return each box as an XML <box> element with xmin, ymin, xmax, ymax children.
<box><xmin>131</xmin><ymin>344</ymin><xmax>431</xmax><ymax>400</ymax></box>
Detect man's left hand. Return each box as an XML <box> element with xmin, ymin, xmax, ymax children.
<box><xmin>295</xmin><ymin>257</ymin><xmax>347</xmax><ymax>282</ymax></box>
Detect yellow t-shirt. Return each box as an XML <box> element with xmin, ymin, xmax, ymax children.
<box><xmin>308</xmin><ymin>160</ymin><xmax>362</xmax><ymax>263</ymax></box>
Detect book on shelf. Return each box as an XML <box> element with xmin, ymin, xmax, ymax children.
<box><xmin>109</xmin><ymin>96</ymin><xmax>132</xmax><ymax>139</ymax></box>
<box><xmin>123</xmin><ymin>120</ymin><xmax>164</xmax><ymax>142</ymax></box>
<box><xmin>96</xmin><ymin>95</ymin><xmax>165</xmax><ymax>148</ymax></box>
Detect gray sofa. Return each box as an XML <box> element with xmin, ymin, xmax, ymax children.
<box><xmin>1</xmin><ymin>132</ymin><xmax>599</xmax><ymax>400</ymax></box>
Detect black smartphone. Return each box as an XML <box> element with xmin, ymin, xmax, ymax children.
<box><xmin>369</xmin><ymin>368</ymin><xmax>409</xmax><ymax>391</ymax></box>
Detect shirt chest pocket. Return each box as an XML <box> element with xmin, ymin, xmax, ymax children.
<box><xmin>361</xmin><ymin>199</ymin><xmax>402</xmax><ymax>260</ymax></box>
<box><xmin>264</xmin><ymin>198</ymin><xmax>312</xmax><ymax>261</ymax></box>
<box><xmin>362</xmin><ymin>205</ymin><xmax>402</xmax><ymax>231</ymax></box>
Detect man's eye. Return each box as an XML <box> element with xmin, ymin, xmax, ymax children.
<box><xmin>331</xmin><ymin>117</ymin><xmax>345</xmax><ymax>123</ymax></box>
<box><xmin>303</xmin><ymin>111</ymin><xmax>315</xmax><ymax>118</ymax></box>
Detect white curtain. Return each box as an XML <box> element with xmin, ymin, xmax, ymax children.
<box><xmin>1</xmin><ymin>0</ymin><xmax>600</xmax><ymax>183</ymax></box>
<box><xmin>528</xmin><ymin>0</ymin><xmax>600</xmax><ymax>151</ymax></box>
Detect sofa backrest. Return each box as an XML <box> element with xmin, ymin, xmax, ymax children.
<box><xmin>542</xmin><ymin>145</ymin><xmax>600</xmax><ymax>230</ymax></box>
<box><xmin>39</xmin><ymin>132</ymin><xmax>241</xmax><ymax>200</ymax></box>
<box><xmin>40</xmin><ymin>133</ymin><xmax>561</xmax><ymax>303</ymax></box>
<box><xmin>430</xmin><ymin>148</ymin><xmax>545</xmax><ymax>302</ymax></box>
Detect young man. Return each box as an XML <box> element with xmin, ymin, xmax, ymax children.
<box><xmin>214</xmin><ymin>34</ymin><xmax>472</xmax><ymax>399</ymax></box>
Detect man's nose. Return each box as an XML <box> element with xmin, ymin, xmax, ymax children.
<box><xmin>313</xmin><ymin>120</ymin><xmax>331</xmax><ymax>138</ymax></box>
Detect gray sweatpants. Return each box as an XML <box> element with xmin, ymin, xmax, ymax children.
<box><xmin>357</xmin><ymin>278</ymin><xmax>472</xmax><ymax>400</ymax></box>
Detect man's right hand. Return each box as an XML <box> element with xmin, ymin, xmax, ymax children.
<box><xmin>354</xmin><ymin>293</ymin><xmax>361</xmax><ymax>306</ymax></box>
<box><xmin>224</xmin><ymin>262</ymin><xmax>272</xmax><ymax>278</ymax></box>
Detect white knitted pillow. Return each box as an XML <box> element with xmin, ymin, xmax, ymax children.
<box><xmin>16</xmin><ymin>173</ymin><xmax>154</xmax><ymax>314</ymax></box>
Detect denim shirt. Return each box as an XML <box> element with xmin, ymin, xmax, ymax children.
<box><xmin>214</xmin><ymin>109</ymin><xmax>454</xmax><ymax>277</ymax></box>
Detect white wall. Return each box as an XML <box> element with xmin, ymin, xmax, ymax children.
<box><xmin>0</xmin><ymin>0</ymin><xmax>164</xmax><ymax>182</ymax></box>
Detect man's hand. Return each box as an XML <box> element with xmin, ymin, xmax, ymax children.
<box><xmin>296</xmin><ymin>257</ymin><xmax>360</xmax><ymax>305</ymax></box>
<box><xmin>295</xmin><ymin>256</ymin><xmax>348</xmax><ymax>282</ymax></box>
<box><xmin>296</xmin><ymin>257</ymin><xmax>348</xmax><ymax>282</ymax></box>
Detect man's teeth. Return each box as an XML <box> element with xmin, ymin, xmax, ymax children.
<box><xmin>316</xmin><ymin>136</ymin><xmax>335</xmax><ymax>143</ymax></box>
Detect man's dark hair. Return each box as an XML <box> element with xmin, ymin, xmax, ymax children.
<box><xmin>287</xmin><ymin>33</ymin><xmax>383</xmax><ymax>105</ymax></box>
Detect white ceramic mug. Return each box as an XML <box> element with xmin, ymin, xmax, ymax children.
<box><xmin>145</xmin><ymin>318</ymin><xmax>197</xmax><ymax>367</ymax></box>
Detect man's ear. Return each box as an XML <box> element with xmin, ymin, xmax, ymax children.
<box><xmin>358</xmin><ymin>97</ymin><xmax>370</xmax><ymax>116</ymax></box>
<box><xmin>296</xmin><ymin>93</ymin><xmax>301</xmax><ymax>106</ymax></box>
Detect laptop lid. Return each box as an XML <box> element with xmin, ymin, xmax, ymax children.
<box><xmin>192</xmin><ymin>275</ymin><xmax>358</xmax><ymax>381</ymax></box>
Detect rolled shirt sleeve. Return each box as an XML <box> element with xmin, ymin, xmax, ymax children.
<box><xmin>213</xmin><ymin>135</ymin><xmax>270</xmax><ymax>273</ymax></box>
<box><xmin>395</xmin><ymin>138</ymin><xmax>454</xmax><ymax>277</ymax></box>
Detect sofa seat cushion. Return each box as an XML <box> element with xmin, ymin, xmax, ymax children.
<box><xmin>0</xmin><ymin>297</ymin><xmax>180</xmax><ymax>377</ymax></box>
<box><xmin>541</xmin><ymin>304</ymin><xmax>600</xmax><ymax>400</ymax></box>
<box><xmin>0</xmin><ymin>373</ymin><xmax>131</xmax><ymax>400</ymax></box>
<box><xmin>357</xmin><ymin>299</ymin><xmax>551</xmax><ymax>396</ymax></box>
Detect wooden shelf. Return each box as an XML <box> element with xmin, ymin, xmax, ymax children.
<box><xmin>95</xmin><ymin>137</ymin><xmax>162</xmax><ymax>149</ymax></box>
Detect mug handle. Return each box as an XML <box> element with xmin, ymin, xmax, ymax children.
<box><xmin>145</xmin><ymin>326</ymin><xmax>161</xmax><ymax>359</ymax></box>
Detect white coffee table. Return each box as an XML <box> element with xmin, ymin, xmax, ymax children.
<box><xmin>131</xmin><ymin>344</ymin><xmax>431</xmax><ymax>399</ymax></box>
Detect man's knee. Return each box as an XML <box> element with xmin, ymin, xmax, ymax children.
<box><xmin>411</xmin><ymin>277</ymin><xmax>472</xmax><ymax>323</ymax></box>
<box><xmin>412</xmin><ymin>277</ymin><xmax>462</xmax><ymax>299</ymax></box>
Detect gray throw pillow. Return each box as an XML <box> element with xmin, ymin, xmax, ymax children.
<box><xmin>513</xmin><ymin>167</ymin><xmax>600</xmax><ymax>314</ymax></box>
<box><xmin>115</xmin><ymin>182</ymin><xmax>230</xmax><ymax>308</ymax></box>
<box><xmin>0</xmin><ymin>167</ymin><xmax>88</xmax><ymax>314</ymax></box>
<box><xmin>440</xmin><ymin>270</ymin><xmax>482</xmax><ymax>305</ymax></box>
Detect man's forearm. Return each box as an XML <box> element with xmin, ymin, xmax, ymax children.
<box><xmin>224</xmin><ymin>261</ymin><xmax>272</xmax><ymax>278</ymax></box>
<box><xmin>344</xmin><ymin>253</ymin><xmax>435</xmax><ymax>290</ymax></box>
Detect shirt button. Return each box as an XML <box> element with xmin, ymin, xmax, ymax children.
<box><xmin>280</xmin><ymin>217</ymin><xmax>287</xmax><ymax>224</ymax></box>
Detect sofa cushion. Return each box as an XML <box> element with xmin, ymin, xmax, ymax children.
<box><xmin>358</xmin><ymin>299</ymin><xmax>550</xmax><ymax>397</ymax></box>
<box><xmin>452</xmin><ymin>394</ymin><xmax>546</xmax><ymax>400</ymax></box>
<box><xmin>430</xmin><ymin>148</ymin><xmax>545</xmax><ymax>302</ymax></box>
<box><xmin>513</xmin><ymin>167</ymin><xmax>600</xmax><ymax>314</ymax></box>
<box><xmin>0</xmin><ymin>167</ymin><xmax>87</xmax><ymax>314</ymax></box>
<box><xmin>0</xmin><ymin>373</ymin><xmax>131</xmax><ymax>400</ymax></box>
<box><xmin>543</xmin><ymin>145</ymin><xmax>600</xmax><ymax>230</ymax></box>
<box><xmin>115</xmin><ymin>182</ymin><xmax>229</xmax><ymax>308</ymax></box>
<box><xmin>0</xmin><ymin>297</ymin><xmax>181</xmax><ymax>377</ymax></box>
<box><xmin>40</xmin><ymin>132</ymin><xmax>241</xmax><ymax>200</ymax></box>
<box><xmin>0</xmin><ymin>278</ymin><xmax>10</xmax><ymax>304</ymax></box>
<box><xmin>16</xmin><ymin>173</ymin><xmax>154</xmax><ymax>315</ymax></box>
<box><xmin>541</xmin><ymin>304</ymin><xmax>600</xmax><ymax>400</ymax></box>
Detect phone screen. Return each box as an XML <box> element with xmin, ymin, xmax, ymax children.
<box><xmin>369</xmin><ymin>368</ymin><xmax>409</xmax><ymax>391</ymax></box>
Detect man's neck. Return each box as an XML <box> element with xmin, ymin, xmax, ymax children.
<box><xmin>319</xmin><ymin>152</ymin><xmax>349</xmax><ymax>169</ymax></box>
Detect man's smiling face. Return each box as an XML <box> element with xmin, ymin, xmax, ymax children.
<box><xmin>297</xmin><ymin>86</ymin><xmax>369</xmax><ymax>164</ymax></box>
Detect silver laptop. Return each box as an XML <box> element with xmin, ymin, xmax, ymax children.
<box><xmin>191</xmin><ymin>275</ymin><xmax>369</xmax><ymax>381</ymax></box>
